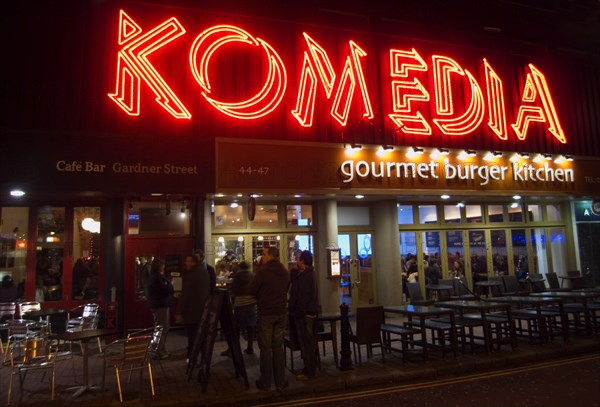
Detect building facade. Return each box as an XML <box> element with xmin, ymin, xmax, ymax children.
<box><xmin>1</xmin><ymin>0</ymin><xmax>599</xmax><ymax>329</ymax></box>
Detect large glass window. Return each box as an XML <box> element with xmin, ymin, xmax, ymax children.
<box><xmin>286</xmin><ymin>234</ymin><xmax>314</xmax><ymax>270</ymax></box>
<box><xmin>509</xmin><ymin>203</ymin><xmax>523</xmax><ymax>222</ymax></box>
<box><xmin>72</xmin><ymin>207</ymin><xmax>100</xmax><ymax>300</ymax></box>
<box><xmin>491</xmin><ymin>230</ymin><xmax>508</xmax><ymax>276</ymax></box>
<box><xmin>214</xmin><ymin>235</ymin><xmax>245</xmax><ymax>269</ymax></box>
<box><xmin>547</xmin><ymin>204</ymin><xmax>562</xmax><ymax>221</ymax></box>
<box><xmin>419</xmin><ymin>205</ymin><xmax>437</xmax><ymax>224</ymax></box>
<box><xmin>36</xmin><ymin>207</ymin><xmax>65</xmax><ymax>302</ymax></box>
<box><xmin>446</xmin><ymin>231</ymin><xmax>464</xmax><ymax>277</ymax></box>
<box><xmin>214</xmin><ymin>204</ymin><xmax>244</xmax><ymax>228</ymax></box>
<box><xmin>469</xmin><ymin>230</ymin><xmax>488</xmax><ymax>281</ymax></box>
<box><xmin>548</xmin><ymin>227</ymin><xmax>567</xmax><ymax>276</ymax></box>
<box><xmin>532</xmin><ymin>228</ymin><xmax>548</xmax><ymax>274</ymax></box>
<box><xmin>286</xmin><ymin>205</ymin><xmax>313</xmax><ymax>226</ymax></box>
<box><xmin>527</xmin><ymin>204</ymin><xmax>542</xmax><ymax>222</ymax></box>
<box><xmin>512</xmin><ymin>229</ymin><xmax>528</xmax><ymax>278</ymax></box>
<box><xmin>0</xmin><ymin>207</ymin><xmax>28</xmax><ymax>301</ymax></box>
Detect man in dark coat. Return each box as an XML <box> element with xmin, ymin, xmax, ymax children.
<box><xmin>175</xmin><ymin>254</ymin><xmax>210</xmax><ymax>361</ymax></box>
<box><xmin>288</xmin><ymin>250</ymin><xmax>318</xmax><ymax>380</ymax></box>
<box><xmin>146</xmin><ymin>258</ymin><xmax>174</xmax><ymax>358</ymax></box>
<box><xmin>249</xmin><ymin>246</ymin><xmax>290</xmax><ymax>391</ymax></box>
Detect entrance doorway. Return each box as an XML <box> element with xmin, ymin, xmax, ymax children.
<box><xmin>338</xmin><ymin>233</ymin><xmax>375</xmax><ymax>311</ymax></box>
<box><xmin>124</xmin><ymin>236</ymin><xmax>192</xmax><ymax>330</ymax></box>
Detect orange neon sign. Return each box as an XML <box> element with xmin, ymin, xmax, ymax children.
<box><xmin>108</xmin><ymin>9</ymin><xmax>567</xmax><ymax>145</ymax></box>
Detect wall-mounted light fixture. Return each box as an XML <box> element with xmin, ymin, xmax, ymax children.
<box><xmin>406</xmin><ymin>147</ymin><xmax>424</xmax><ymax>159</ymax></box>
<box><xmin>456</xmin><ymin>201</ymin><xmax>465</xmax><ymax>208</ymax></box>
<box><xmin>565</xmin><ymin>155</ymin><xmax>574</xmax><ymax>162</ymax></box>
<box><xmin>344</xmin><ymin>143</ymin><xmax>362</xmax><ymax>156</ymax></box>
<box><xmin>376</xmin><ymin>145</ymin><xmax>394</xmax><ymax>157</ymax></box>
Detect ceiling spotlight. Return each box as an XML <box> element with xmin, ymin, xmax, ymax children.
<box><xmin>456</xmin><ymin>201</ymin><xmax>465</xmax><ymax>208</ymax></box>
<box><xmin>483</xmin><ymin>151</ymin><xmax>495</xmax><ymax>161</ymax></box>
<box><xmin>250</xmin><ymin>193</ymin><xmax>261</xmax><ymax>198</ymax></box>
<box><xmin>565</xmin><ymin>155</ymin><xmax>574</xmax><ymax>162</ymax></box>
<box><xmin>441</xmin><ymin>194</ymin><xmax>450</xmax><ymax>200</ymax></box>
<box><xmin>554</xmin><ymin>155</ymin><xmax>565</xmax><ymax>164</ymax></box>
<box><xmin>532</xmin><ymin>154</ymin><xmax>544</xmax><ymax>163</ymax></box>
<box><xmin>376</xmin><ymin>145</ymin><xmax>394</xmax><ymax>157</ymax></box>
<box><xmin>543</xmin><ymin>153</ymin><xmax>553</xmax><ymax>161</ymax></box>
<box><xmin>355</xmin><ymin>194</ymin><xmax>365</xmax><ymax>199</ymax></box>
<box><xmin>467</xmin><ymin>150</ymin><xmax>477</xmax><ymax>156</ymax></box>
<box><xmin>406</xmin><ymin>147</ymin><xmax>424</xmax><ymax>159</ymax></box>
<box><xmin>345</xmin><ymin>143</ymin><xmax>362</xmax><ymax>156</ymax></box>
<box><xmin>509</xmin><ymin>153</ymin><xmax>520</xmax><ymax>163</ymax></box>
<box><xmin>457</xmin><ymin>150</ymin><xmax>469</xmax><ymax>161</ymax></box>
<box><xmin>519</xmin><ymin>152</ymin><xmax>530</xmax><ymax>159</ymax></box>
<box><xmin>510</xmin><ymin>202</ymin><xmax>520</xmax><ymax>209</ymax></box>
<box><xmin>10</xmin><ymin>189</ymin><xmax>25</xmax><ymax>197</ymax></box>
<box><xmin>230</xmin><ymin>202</ymin><xmax>239</xmax><ymax>208</ymax></box>
<box><xmin>513</xmin><ymin>195</ymin><xmax>521</xmax><ymax>200</ymax></box>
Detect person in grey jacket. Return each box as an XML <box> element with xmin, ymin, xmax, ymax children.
<box><xmin>175</xmin><ymin>254</ymin><xmax>210</xmax><ymax>361</ymax></box>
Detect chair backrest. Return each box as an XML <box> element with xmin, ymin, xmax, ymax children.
<box><xmin>438</xmin><ymin>279</ymin><xmax>456</xmax><ymax>298</ymax></box>
<box><xmin>355</xmin><ymin>306</ymin><xmax>384</xmax><ymax>345</ymax></box>
<box><xmin>0</xmin><ymin>302</ymin><xmax>16</xmax><ymax>320</ymax></box>
<box><xmin>489</xmin><ymin>276</ymin><xmax>504</xmax><ymax>295</ymax></box>
<box><xmin>501</xmin><ymin>275</ymin><xmax>519</xmax><ymax>292</ymax></box>
<box><xmin>7</xmin><ymin>319</ymin><xmax>32</xmax><ymax>336</ymax></box>
<box><xmin>546</xmin><ymin>273</ymin><xmax>560</xmax><ymax>289</ymax></box>
<box><xmin>22</xmin><ymin>337</ymin><xmax>52</xmax><ymax>362</ymax></box>
<box><xmin>406</xmin><ymin>282</ymin><xmax>425</xmax><ymax>301</ymax></box>
<box><xmin>123</xmin><ymin>335</ymin><xmax>151</xmax><ymax>363</ymax></box>
<box><xmin>454</xmin><ymin>276</ymin><xmax>471</xmax><ymax>296</ymax></box>
<box><xmin>81</xmin><ymin>303</ymin><xmax>99</xmax><ymax>318</ymax></box>
<box><xmin>567</xmin><ymin>270</ymin><xmax>581</xmax><ymax>278</ymax></box>
<box><xmin>128</xmin><ymin>326</ymin><xmax>163</xmax><ymax>359</ymax></box>
<box><xmin>18</xmin><ymin>301</ymin><xmax>41</xmax><ymax>317</ymax></box>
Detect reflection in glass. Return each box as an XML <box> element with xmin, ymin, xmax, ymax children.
<box><xmin>444</xmin><ymin>205</ymin><xmax>461</xmax><ymax>223</ymax></box>
<box><xmin>214</xmin><ymin>204</ymin><xmax>244</xmax><ymax>228</ymax></box>
<box><xmin>214</xmin><ymin>236</ymin><xmax>245</xmax><ymax>274</ymax></box>
<box><xmin>508</xmin><ymin>204</ymin><xmax>523</xmax><ymax>222</ymax></box>
<box><xmin>135</xmin><ymin>256</ymin><xmax>153</xmax><ymax>301</ymax></box>
<box><xmin>252</xmin><ymin>205</ymin><xmax>279</xmax><ymax>227</ymax></box>
<box><xmin>512</xmin><ymin>229</ymin><xmax>528</xmax><ymax>278</ymax></box>
<box><xmin>446</xmin><ymin>231</ymin><xmax>464</xmax><ymax>278</ymax></box>
<box><xmin>129</xmin><ymin>201</ymin><xmax>190</xmax><ymax>235</ymax></box>
<box><xmin>532</xmin><ymin>228</ymin><xmax>547</xmax><ymax>274</ymax></box>
<box><xmin>286</xmin><ymin>205</ymin><xmax>313</xmax><ymax>226</ymax></box>
<box><xmin>469</xmin><ymin>230</ymin><xmax>488</xmax><ymax>282</ymax></box>
<box><xmin>466</xmin><ymin>205</ymin><xmax>482</xmax><ymax>223</ymax></box>
<box><xmin>72</xmin><ymin>207</ymin><xmax>100</xmax><ymax>300</ymax></box>
<box><xmin>527</xmin><ymin>204</ymin><xmax>542</xmax><ymax>222</ymax></box>
<box><xmin>286</xmin><ymin>234</ymin><xmax>314</xmax><ymax>270</ymax></box>
<box><xmin>36</xmin><ymin>207</ymin><xmax>65</xmax><ymax>302</ymax></box>
<box><xmin>488</xmin><ymin>205</ymin><xmax>504</xmax><ymax>222</ymax></box>
<box><xmin>0</xmin><ymin>207</ymin><xmax>28</xmax><ymax>300</ymax></box>
<box><xmin>491</xmin><ymin>230</ymin><xmax>508</xmax><ymax>276</ymax></box>
<box><xmin>547</xmin><ymin>204</ymin><xmax>562</xmax><ymax>221</ymax></box>
<box><xmin>419</xmin><ymin>205</ymin><xmax>437</xmax><ymax>224</ymax></box>
<box><xmin>549</xmin><ymin>227</ymin><xmax>566</xmax><ymax>276</ymax></box>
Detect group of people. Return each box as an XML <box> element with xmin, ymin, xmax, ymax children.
<box><xmin>145</xmin><ymin>247</ymin><xmax>319</xmax><ymax>391</ymax></box>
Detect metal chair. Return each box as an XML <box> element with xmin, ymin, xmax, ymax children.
<box><xmin>7</xmin><ymin>337</ymin><xmax>60</xmax><ymax>405</ymax></box>
<box><xmin>128</xmin><ymin>325</ymin><xmax>166</xmax><ymax>376</ymax></box>
<box><xmin>501</xmin><ymin>275</ymin><xmax>528</xmax><ymax>295</ymax></box>
<box><xmin>17</xmin><ymin>301</ymin><xmax>51</xmax><ymax>335</ymax></box>
<box><xmin>102</xmin><ymin>335</ymin><xmax>155</xmax><ymax>402</ymax></box>
<box><xmin>66</xmin><ymin>303</ymin><xmax>101</xmax><ymax>352</ymax></box>
<box><xmin>0</xmin><ymin>302</ymin><xmax>17</xmax><ymax>355</ymax></box>
<box><xmin>3</xmin><ymin>319</ymin><xmax>38</xmax><ymax>363</ymax></box>
<box><xmin>350</xmin><ymin>306</ymin><xmax>385</xmax><ymax>366</ymax></box>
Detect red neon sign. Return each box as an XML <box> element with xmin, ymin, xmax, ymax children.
<box><xmin>108</xmin><ymin>9</ymin><xmax>567</xmax><ymax>145</ymax></box>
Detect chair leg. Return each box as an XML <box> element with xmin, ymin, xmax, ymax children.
<box><xmin>51</xmin><ymin>364</ymin><xmax>56</xmax><ymax>400</ymax></box>
<box><xmin>148</xmin><ymin>362</ymin><xmax>155</xmax><ymax>396</ymax></box>
<box><xmin>115</xmin><ymin>367</ymin><xmax>123</xmax><ymax>402</ymax></box>
<box><xmin>8</xmin><ymin>370</ymin><xmax>13</xmax><ymax>405</ymax></box>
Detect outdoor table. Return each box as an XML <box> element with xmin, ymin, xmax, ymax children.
<box><xmin>436</xmin><ymin>300</ymin><xmax>517</xmax><ymax>352</ymax></box>
<box><xmin>530</xmin><ymin>291</ymin><xmax>600</xmax><ymax>335</ymax></box>
<box><xmin>384</xmin><ymin>305</ymin><xmax>457</xmax><ymax>360</ymax></box>
<box><xmin>474</xmin><ymin>280</ymin><xmax>503</xmax><ymax>297</ymax></box>
<box><xmin>485</xmin><ymin>295</ymin><xmax>568</xmax><ymax>343</ymax></box>
<box><xmin>21</xmin><ymin>308</ymin><xmax>69</xmax><ymax>334</ymax></box>
<box><xmin>50</xmin><ymin>328</ymin><xmax>118</xmax><ymax>397</ymax></box>
<box><xmin>317</xmin><ymin>313</ymin><xmax>342</xmax><ymax>366</ymax></box>
<box><xmin>425</xmin><ymin>283</ymin><xmax>453</xmax><ymax>301</ymax></box>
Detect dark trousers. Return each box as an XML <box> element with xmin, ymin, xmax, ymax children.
<box><xmin>294</xmin><ymin>315</ymin><xmax>317</xmax><ymax>376</ymax></box>
<box><xmin>185</xmin><ymin>322</ymin><xmax>199</xmax><ymax>360</ymax></box>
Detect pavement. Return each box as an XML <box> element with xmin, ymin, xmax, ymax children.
<box><xmin>1</xmin><ymin>316</ymin><xmax>599</xmax><ymax>407</ymax></box>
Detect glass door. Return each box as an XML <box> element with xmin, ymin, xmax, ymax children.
<box><xmin>338</xmin><ymin>233</ymin><xmax>374</xmax><ymax>311</ymax></box>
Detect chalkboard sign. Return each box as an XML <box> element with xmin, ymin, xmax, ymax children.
<box><xmin>187</xmin><ymin>289</ymin><xmax>248</xmax><ymax>393</ymax></box>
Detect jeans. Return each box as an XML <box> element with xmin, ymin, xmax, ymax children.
<box><xmin>294</xmin><ymin>315</ymin><xmax>317</xmax><ymax>376</ymax></box>
<box><xmin>150</xmin><ymin>307</ymin><xmax>170</xmax><ymax>355</ymax></box>
<box><xmin>256</xmin><ymin>313</ymin><xmax>287</xmax><ymax>388</ymax></box>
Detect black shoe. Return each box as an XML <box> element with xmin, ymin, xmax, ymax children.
<box><xmin>276</xmin><ymin>381</ymin><xmax>289</xmax><ymax>391</ymax></box>
<box><xmin>255</xmin><ymin>380</ymin><xmax>270</xmax><ymax>391</ymax></box>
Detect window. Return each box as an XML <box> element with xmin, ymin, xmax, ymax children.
<box><xmin>287</xmin><ymin>205</ymin><xmax>313</xmax><ymax>226</ymax></box>
<box><xmin>488</xmin><ymin>205</ymin><xmax>504</xmax><ymax>223</ymax></box>
<box><xmin>36</xmin><ymin>207</ymin><xmax>65</xmax><ymax>302</ymax></box>
<box><xmin>509</xmin><ymin>204</ymin><xmax>523</xmax><ymax>222</ymax></box>
<box><xmin>444</xmin><ymin>205</ymin><xmax>461</xmax><ymax>223</ymax></box>
<box><xmin>527</xmin><ymin>204</ymin><xmax>542</xmax><ymax>222</ymax></box>
<box><xmin>72</xmin><ymin>207</ymin><xmax>100</xmax><ymax>300</ymax></box>
<box><xmin>465</xmin><ymin>205</ymin><xmax>482</xmax><ymax>223</ymax></box>
<box><xmin>419</xmin><ymin>205</ymin><xmax>437</xmax><ymax>224</ymax></box>
<box><xmin>214</xmin><ymin>204</ymin><xmax>244</xmax><ymax>228</ymax></box>
<box><xmin>547</xmin><ymin>204</ymin><xmax>562</xmax><ymax>221</ymax></box>
<box><xmin>397</xmin><ymin>205</ymin><xmax>414</xmax><ymax>225</ymax></box>
<box><xmin>0</xmin><ymin>207</ymin><xmax>28</xmax><ymax>301</ymax></box>
<box><xmin>252</xmin><ymin>205</ymin><xmax>279</xmax><ymax>227</ymax></box>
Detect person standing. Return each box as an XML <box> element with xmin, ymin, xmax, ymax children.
<box><xmin>146</xmin><ymin>258</ymin><xmax>174</xmax><ymax>359</ymax></box>
<box><xmin>221</xmin><ymin>261</ymin><xmax>257</xmax><ymax>356</ymax></box>
<box><xmin>288</xmin><ymin>250</ymin><xmax>319</xmax><ymax>380</ymax></box>
<box><xmin>175</xmin><ymin>254</ymin><xmax>210</xmax><ymax>362</ymax></box>
<box><xmin>249</xmin><ymin>247</ymin><xmax>290</xmax><ymax>391</ymax></box>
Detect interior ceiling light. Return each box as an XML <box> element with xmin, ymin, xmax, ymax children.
<box><xmin>355</xmin><ymin>194</ymin><xmax>365</xmax><ymax>199</ymax></box>
<box><xmin>230</xmin><ymin>202</ymin><xmax>239</xmax><ymax>208</ymax></box>
<box><xmin>510</xmin><ymin>202</ymin><xmax>520</xmax><ymax>208</ymax></box>
<box><xmin>10</xmin><ymin>190</ymin><xmax>25</xmax><ymax>197</ymax></box>
<box><xmin>250</xmin><ymin>193</ymin><xmax>261</xmax><ymax>198</ymax></box>
<box><xmin>456</xmin><ymin>201</ymin><xmax>465</xmax><ymax>208</ymax></box>
<box><xmin>513</xmin><ymin>195</ymin><xmax>522</xmax><ymax>200</ymax></box>
<box><xmin>441</xmin><ymin>194</ymin><xmax>450</xmax><ymax>200</ymax></box>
